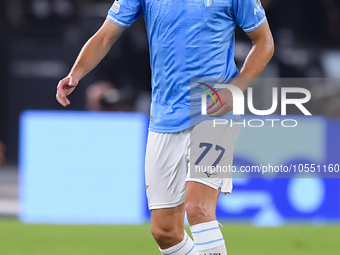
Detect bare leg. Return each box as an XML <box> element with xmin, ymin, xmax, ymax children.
<box><xmin>185</xmin><ymin>181</ymin><xmax>220</xmax><ymax>225</ymax></box>
<box><xmin>185</xmin><ymin>181</ymin><xmax>227</xmax><ymax>255</ymax></box>
<box><xmin>151</xmin><ymin>203</ymin><xmax>185</xmax><ymax>249</ymax></box>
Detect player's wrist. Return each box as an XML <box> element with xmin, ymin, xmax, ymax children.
<box><xmin>230</xmin><ymin>77</ymin><xmax>253</xmax><ymax>93</ymax></box>
<box><xmin>67</xmin><ymin>70</ymin><xmax>82</xmax><ymax>83</ymax></box>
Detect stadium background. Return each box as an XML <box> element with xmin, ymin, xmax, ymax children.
<box><xmin>1</xmin><ymin>0</ymin><xmax>340</xmax><ymax>254</ymax></box>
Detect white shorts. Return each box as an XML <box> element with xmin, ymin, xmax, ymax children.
<box><xmin>145</xmin><ymin>120</ymin><xmax>240</xmax><ymax>210</ymax></box>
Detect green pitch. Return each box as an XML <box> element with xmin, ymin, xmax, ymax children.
<box><xmin>1</xmin><ymin>220</ymin><xmax>340</xmax><ymax>255</ymax></box>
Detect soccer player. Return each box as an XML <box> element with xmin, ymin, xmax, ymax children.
<box><xmin>56</xmin><ymin>0</ymin><xmax>274</xmax><ymax>254</ymax></box>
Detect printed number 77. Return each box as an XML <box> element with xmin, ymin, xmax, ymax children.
<box><xmin>194</xmin><ymin>142</ymin><xmax>225</xmax><ymax>167</ymax></box>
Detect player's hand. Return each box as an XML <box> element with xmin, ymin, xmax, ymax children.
<box><xmin>56</xmin><ymin>76</ymin><xmax>79</xmax><ymax>107</ymax></box>
<box><xmin>206</xmin><ymin>88</ymin><xmax>234</xmax><ymax>116</ymax></box>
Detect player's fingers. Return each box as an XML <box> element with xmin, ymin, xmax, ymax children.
<box><xmin>207</xmin><ymin>101</ymin><xmax>221</xmax><ymax>115</ymax></box>
<box><xmin>57</xmin><ymin>78</ymin><xmax>68</xmax><ymax>91</ymax></box>
<box><xmin>56</xmin><ymin>91</ymin><xmax>67</xmax><ymax>107</ymax></box>
<box><xmin>207</xmin><ymin>99</ymin><xmax>214</xmax><ymax>108</ymax></box>
<box><xmin>56</xmin><ymin>78</ymin><xmax>71</xmax><ymax>106</ymax></box>
<box><xmin>207</xmin><ymin>94</ymin><xmax>218</xmax><ymax>108</ymax></box>
<box><xmin>56</xmin><ymin>92</ymin><xmax>68</xmax><ymax>107</ymax></box>
<box><xmin>56</xmin><ymin>89</ymin><xmax>68</xmax><ymax>107</ymax></box>
<box><xmin>65</xmin><ymin>97</ymin><xmax>70</xmax><ymax>105</ymax></box>
<box><xmin>56</xmin><ymin>76</ymin><xmax>77</xmax><ymax>107</ymax></box>
<box><xmin>208</xmin><ymin>105</ymin><xmax>232</xmax><ymax>117</ymax></box>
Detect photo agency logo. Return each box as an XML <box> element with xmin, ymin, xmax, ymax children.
<box><xmin>199</xmin><ymin>83</ymin><xmax>312</xmax><ymax>127</ymax></box>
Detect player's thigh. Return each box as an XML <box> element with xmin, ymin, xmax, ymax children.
<box><xmin>145</xmin><ymin>130</ymin><xmax>190</xmax><ymax>210</ymax></box>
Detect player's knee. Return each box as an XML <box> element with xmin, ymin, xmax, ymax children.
<box><xmin>151</xmin><ymin>225</ymin><xmax>183</xmax><ymax>248</ymax></box>
<box><xmin>185</xmin><ymin>201</ymin><xmax>214</xmax><ymax>225</ymax></box>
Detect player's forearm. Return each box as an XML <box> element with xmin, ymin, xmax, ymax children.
<box><xmin>233</xmin><ymin>23</ymin><xmax>274</xmax><ymax>92</ymax></box>
<box><xmin>242</xmin><ymin>39</ymin><xmax>274</xmax><ymax>75</ymax></box>
<box><xmin>233</xmin><ymin>40</ymin><xmax>274</xmax><ymax>91</ymax></box>
<box><xmin>68</xmin><ymin>21</ymin><xmax>124</xmax><ymax>81</ymax></box>
<box><xmin>68</xmin><ymin>35</ymin><xmax>114</xmax><ymax>80</ymax></box>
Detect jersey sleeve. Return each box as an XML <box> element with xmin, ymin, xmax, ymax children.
<box><xmin>232</xmin><ymin>0</ymin><xmax>267</xmax><ymax>33</ymax></box>
<box><xmin>106</xmin><ymin>0</ymin><xmax>142</xmax><ymax>28</ymax></box>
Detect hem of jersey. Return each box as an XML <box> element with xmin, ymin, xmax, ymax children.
<box><xmin>148</xmin><ymin>199</ymin><xmax>185</xmax><ymax>210</ymax></box>
<box><xmin>149</xmin><ymin>122</ymin><xmax>191</xmax><ymax>133</ymax></box>
<box><xmin>243</xmin><ymin>17</ymin><xmax>267</xmax><ymax>32</ymax></box>
<box><xmin>106</xmin><ymin>15</ymin><xmax>131</xmax><ymax>28</ymax></box>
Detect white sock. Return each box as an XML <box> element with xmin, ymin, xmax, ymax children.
<box><xmin>159</xmin><ymin>231</ymin><xmax>196</xmax><ymax>255</ymax></box>
<box><xmin>193</xmin><ymin>244</ymin><xmax>227</xmax><ymax>255</ymax></box>
<box><xmin>190</xmin><ymin>220</ymin><xmax>227</xmax><ymax>255</ymax></box>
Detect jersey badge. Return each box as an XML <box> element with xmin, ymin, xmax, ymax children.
<box><xmin>203</xmin><ymin>0</ymin><xmax>213</xmax><ymax>7</ymax></box>
<box><xmin>111</xmin><ymin>1</ymin><xmax>121</xmax><ymax>13</ymax></box>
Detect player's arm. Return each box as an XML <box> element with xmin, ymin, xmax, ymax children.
<box><xmin>207</xmin><ymin>21</ymin><xmax>274</xmax><ymax>116</ymax></box>
<box><xmin>233</xmin><ymin>21</ymin><xmax>274</xmax><ymax>90</ymax></box>
<box><xmin>56</xmin><ymin>20</ymin><xmax>125</xmax><ymax>107</ymax></box>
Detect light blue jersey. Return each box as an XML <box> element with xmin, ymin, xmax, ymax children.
<box><xmin>107</xmin><ymin>0</ymin><xmax>266</xmax><ymax>133</ymax></box>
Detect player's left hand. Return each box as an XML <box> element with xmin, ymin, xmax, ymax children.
<box><xmin>206</xmin><ymin>88</ymin><xmax>234</xmax><ymax>116</ymax></box>
<box><xmin>56</xmin><ymin>76</ymin><xmax>79</xmax><ymax>107</ymax></box>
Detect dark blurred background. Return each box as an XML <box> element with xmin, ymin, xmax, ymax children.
<box><xmin>0</xmin><ymin>0</ymin><xmax>340</xmax><ymax>164</ymax></box>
